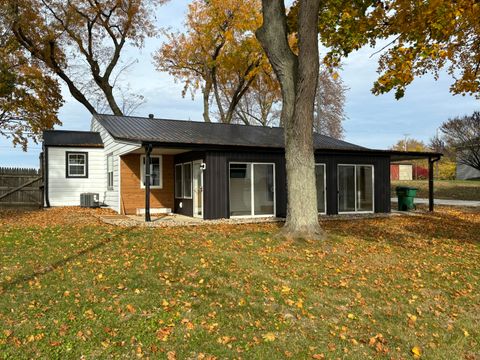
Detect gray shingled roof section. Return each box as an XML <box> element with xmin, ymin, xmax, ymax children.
<box><xmin>43</xmin><ymin>130</ymin><xmax>103</xmax><ymax>147</ymax></box>
<box><xmin>94</xmin><ymin>114</ymin><xmax>367</xmax><ymax>151</ymax></box>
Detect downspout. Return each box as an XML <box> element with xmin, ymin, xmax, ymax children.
<box><xmin>44</xmin><ymin>144</ymin><xmax>50</xmax><ymax>208</ymax></box>
<box><xmin>144</xmin><ymin>143</ymin><xmax>152</xmax><ymax>222</ymax></box>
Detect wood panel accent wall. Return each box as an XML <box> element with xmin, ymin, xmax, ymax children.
<box><xmin>120</xmin><ymin>154</ymin><xmax>174</xmax><ymax>215</ymax></box>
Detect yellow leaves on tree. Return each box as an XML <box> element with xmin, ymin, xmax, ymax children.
<box><xmin>370</xmin><ymin>1</ymin><xmax>480</xmax><ymax>99</ymax></box>
<box><xmin>0</xmin><ymin>33</ymin><xmax>62</xmax><ymax>149</ymax></box>
<box><xmin>288</xmin><ymin>0</ymin><xmax>480</xmax><ymax>100</ymax></box>
<box><xmin>154</xmin><ymin>0</ymin><xmax>277</xmax><ymax>124</ymax></box>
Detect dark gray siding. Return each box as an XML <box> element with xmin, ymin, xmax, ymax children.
<box><xmin>203</xmin><ymin>150</ymin><xmax>390</xmax><ymax>219</ymax></box>
<box><xmin>204</xmin><ymin>150</ymin><xmax>287</xmax><ymax>220</ymax></box>
<box><xmin>173</xmin><ymin>151</ymin><xmax>205</xmax><ymax>217</ymax></box>
<box><xmin>315</xmin><ymin>152</ymin><xmax>391</xmax><ymax>214</ymax></box>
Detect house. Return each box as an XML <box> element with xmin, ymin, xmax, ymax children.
<box><xmin>457</xmin><ymin>163</ymin><xmax>480</xmax><ymax>180</ymax></box>
<box><xmin>390</xmin><ymin>164</ymin><xmax>429</xmax><ymax>180</ymax></box>
<box><xmin>390</xmin><ymin>164</ymin><xmax>413</xmax><ymax>181</ymax></box>
<box><xmin>455</xmin><ymin>139</ymin><xmax>480</xmax><ymax>180</ymax></box>
<box><xmin>42</xmin><ymin>114</ymin><xmax>442</xmax><ymax>219</ymax></box>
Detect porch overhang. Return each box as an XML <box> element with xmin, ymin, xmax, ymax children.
<box><xmin>389</xmin><ymin>150</ymin><xmax>442</xmax><ymax>162</ymax></box>
<box><xmin>389</xmin><ymin>150</ymin><xmax>443</xmax><ymax>212</ymax></box>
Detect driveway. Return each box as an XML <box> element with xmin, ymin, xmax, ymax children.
<box><xmin>391</xmin><ymin>198</ymin><xmax>480</xmax><ymax>207</ymax></box>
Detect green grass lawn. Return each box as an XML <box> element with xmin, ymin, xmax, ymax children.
<box><xmin>392</xmin><ymin>180</ymin><xmax>480</xmax><ymax>201</ymax></box>
<box><xmin>0</xmin><ymin>208</ymin><xmax>479</xmax><ymax>359</ymax></box>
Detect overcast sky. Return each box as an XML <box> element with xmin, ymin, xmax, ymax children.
<box><xmin>1</xmin><ymin>0</ymin><xmax>478</xmax><ymax>168</ymax></box>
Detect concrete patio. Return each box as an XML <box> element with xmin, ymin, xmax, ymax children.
<box><xmin>98</xmin><ymin>213</ymin><xmax>284</xmax><ymax>227</ymax></box>
<box><xmin>97</xmin><ymin>211</ymin><xmax>407</xmax><ymax>227</ymax></box>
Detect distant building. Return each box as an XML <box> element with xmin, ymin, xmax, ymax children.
<box><xmin>456</xmin><ymin>145</ymin><xmax>480</xmax><ymax>180</ymax></box>
<box><xmin>456</xmin><ymin>161</ymin><xmax>480</xmax><ymax>180</ymax></box>
<box><xmin>391</xmin><ymin>164</ymin><xmax>412</xmax><ymax>180</ymax></box>
<box><xmin>391</xmin><ymin>164</ymin><xmax>428</xmax><ymax>180</ymax></box>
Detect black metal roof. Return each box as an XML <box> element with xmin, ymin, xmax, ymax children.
<box><xmin>43</xmin><ymin>130</ymin><xmax>103</xmax><ymax>147</ymax></box>
<box><xmin>94</xmin><ymin>114</ymin><xmax>367</xmax><ymax>151</ymax></box>
<box><xmin>389</xmin><ymin>150</ymin><xmax>442</xmax><ymax>161</ymax></box>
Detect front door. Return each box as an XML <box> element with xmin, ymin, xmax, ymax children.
<box><xmin>192</xmin><ymin>161</ymin><xmax>204</xmax><ymax>218</ymax></box>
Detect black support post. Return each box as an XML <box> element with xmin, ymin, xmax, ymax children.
<box><xmin>428</xmin><ymin>157</ymin><xmax>434</xmax><ymax>212</ymax></box>
<box><xmin>145</xmin><ymin>144</ymin><xmax>152</xmax><ymax>222</ymax></box>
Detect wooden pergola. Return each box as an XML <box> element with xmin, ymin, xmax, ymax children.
<box><xmin>389</xmin><ymin>150</ymin><xmax>442</xmax><ymax>211</ymax></box>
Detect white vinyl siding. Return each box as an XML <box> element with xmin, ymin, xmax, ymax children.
<box><xmin>47</xmin><ymin>147</ymin><xmax>105</xmax><ymax>206</ymax></box>
<box><xmin>91</xmin><ymin>117</ymin><xmax>141</xmax><ymax>213</ymax></box>
<box><xmin>456</xmin><ymin>162</ymin><xmax>480</xmax><ymax>180</ymax></box>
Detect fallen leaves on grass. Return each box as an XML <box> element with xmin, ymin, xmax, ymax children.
<box><xmin>0</xmin><ymin>207</ymin><xmax>478</xmax><ymax>359</ymax></box>
<box><xmin>0</xmin><ymin>207</ymin><xmax>115</xmax><ymax>227</ymax></box>
<box><xmin>411</xmin><ymin>345</ymin><xmax>422</xmax><ymax>358</ymax></box>
<box><xmin>262</xmin><ymin>332</ymin><xmax>276</xmax><ymax>342</ymax></box>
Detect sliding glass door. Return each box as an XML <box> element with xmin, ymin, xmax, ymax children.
<box><xmin>229</xmin><ymin>164</ymin><xmax>252</xmax><ymax>216</ymax></box>
<box><xmin>229</xmin><ymin>163</ymin><xmax>275</xmax><ymax>217</ymax></box>
<box><xmin>356</xmin><ymin>165</ymin><xmax>373</xmax><ymax>212</ymax></box>
<box><xmin>338</xmin><ymin>165</ymin><xmax>374</xmax><ymax>213</ymax></box>
<box><xmin>315</xmin><ymin>164</ymin><xmax>326</xmax><ymax>214</ymax></box>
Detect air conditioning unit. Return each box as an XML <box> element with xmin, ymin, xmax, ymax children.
<box><xmin>80</xmin><ymin>193</ymin><xmax>100</xmax><ymax>208</ymax></box>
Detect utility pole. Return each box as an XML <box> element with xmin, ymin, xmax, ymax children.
<box><xmin>403</xmin><ymin>133</ymin><xmax>410</xmax><ymax>151</ymax></box>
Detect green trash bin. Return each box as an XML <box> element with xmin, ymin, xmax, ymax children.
<box><xmin>395</xmin><ymin>186</ymin><xmax>418</xmax><ymax>211</ymax></box>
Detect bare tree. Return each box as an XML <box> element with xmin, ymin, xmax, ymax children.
<box><xmin>230</xmin><ymin>71</ymin><xmax>281</xmax><ymax>126</ymax></box>
<box><xmin>2</xmin><ymin>0</ymin><xmax>165</xmax><ymax>116</ymax></box>
<box><xmin>440</xmin><ymin>112</ymin><xmax>480</xmax><ymax>171</ymax></box>
<box><xmin>226</xmin><ymin>64</ymin><xmax>347</xmax><ymax>133</ymax></box>
<box><xmin>314</xmin><ymin>66</ymin><xmax>347</xmax><ymax>139</ymax></box>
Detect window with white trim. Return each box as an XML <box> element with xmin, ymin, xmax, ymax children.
<box><xmin>175</xmin><ymin>162</ymin><xmax>193</xmax><ymax>199</ymax></box>
<box><xmin>140</xmin><ymin>155</ymin><xmax>162</xmax><ymax>188</ymax></box>
<box><xmin>107</xmin><ymin>153</ymin><xmax>114</xmax><ymax>190</ymax></box>
<box><xmin>229</xmin><ymin>162</ymin><xmax>275</xmax><ymax>217</ymax></box>
<box><xmin>175</xmin><ymin>164</ymin><xmax>183</xmax><ymax>198</ymax></box>
<box><xmin>66</xmin><ymin>152</ymin><xmax>87</xmax><ymax>178</ymax></box>
<box><xmin>183</xmin><ymin>163</ymin><xmax>192</xmax><ymax>199</ymax></box>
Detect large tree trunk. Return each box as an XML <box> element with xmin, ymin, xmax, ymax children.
<box><xmin>257</xmin><ymin>0</ymin><xmax>324</xmax><ymax>240</ymax></box>
<box><xmin>98</xmin><ymin>80</ymin><xmax>123</xmax><ymax>116</ymax></box>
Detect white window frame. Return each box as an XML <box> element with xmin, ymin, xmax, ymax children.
<box><xmin>174</xmin><ymin>162</ymin><xmax>193</xmax><ymax>199</ymax></box>
<box><xmin>66</xmin><ymin>152</ymin><xmax>87</xmax><ymax>178</ymax></box>
<box><xmin>315</xmin><ymin>163</ymin><xmax>327</xmax><ymax>215</ymax></box>
<box><xmin>337</xmin><ymin>164</ymin><xmax>375</xmax><ymax>214</ymax></box>
<box><xmin>228</xmin><ymin>162</ymin><xmax>276</xmax><ymax>218</ymax></box>
<box><xmin>182</xmin><ymin>162</ymin><xmax>193</xmax><ymax>199</ymax></box>
<box><xmin>140</xmin><ymin>155</ymin><xmax>163</xmax><ymax>189</ymax></box>
<box><xmin>192</xmin><ymin>160</ymin><xmax>204</xmax><ymax>218</ymax></box>
<box><xmin>107</xmin><ymin>153</ymin><xmax>114</xmax><ymax>190</ymax></box>
<box><xmin>174</xmin><ymin>163</ymin><xmax>183</xmax><ymax>199</ymax></box>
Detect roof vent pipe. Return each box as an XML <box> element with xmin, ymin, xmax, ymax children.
<box><xmin>148</xmin><ymin>114</ymin><xmax>154</xmax><ymax>119</ymax></box>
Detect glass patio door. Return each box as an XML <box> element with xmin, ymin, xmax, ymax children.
<box><xmin>315</xmin><ymin>164</ymin><xmax>326</xmax><ymax>214</ymax></box>
<box><xmin>338</xmin><ymin>165</ymin><xmax>374</xmax><ymax>213</ymax></box>
<box><xmin>192</xmin><ymin>161</ymin><xmax>203</xmax><ymax>218</ymax></box>
<box><xmin>229</xmin><ymin>163</ymin><xmax>275</xmax><ymax>217</ymax></box>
